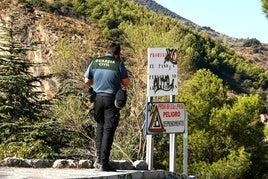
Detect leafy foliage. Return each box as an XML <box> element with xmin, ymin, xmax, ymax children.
<box><xmin>190</xmin><ymin>148</ymin><xmax>251</xmax><ymax>179</ymax></box>
<box><xmin>177</xmin><ymin>69</ymin><xmax>266</xmax><ymax>178</ymax></box>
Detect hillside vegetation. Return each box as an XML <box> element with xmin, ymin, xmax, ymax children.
<box><xmin>1</xmin><ymin>0</ymin><xmax>268</xmax><ymax>178</ymax></box>
<box><xmin>135</xmin><ymin>0</ymin><xmax>268</xmax><ymax>70</ymax></box>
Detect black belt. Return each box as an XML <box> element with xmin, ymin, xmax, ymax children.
<box><xmin>96</xmin><ymin>93</ymin><xmax>115</xmax><ymax>97</ymax></box>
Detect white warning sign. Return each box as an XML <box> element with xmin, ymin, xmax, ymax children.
<box><xmin>147</xmin><ymin>48</ymin><xmax>179</xmax><ymax>97</ymax></box>
<box><xmin>145</xmin><ymin>102</ymin><xmax>185</xmax><ymax>134</ymax></box>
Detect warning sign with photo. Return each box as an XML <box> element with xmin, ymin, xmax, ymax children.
<box><xmin>145</xmin><ymin>102</ymin><xmax>185</xmax><ymax>134</ymax></box>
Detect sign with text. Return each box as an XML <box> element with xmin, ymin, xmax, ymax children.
<box><xmin>147</xmin><ymin>48</ymin><xmax>178</xmax><ymax>97</ymax></box>
<box><xmin>145</xmin><ymin>102</ymin><xmax>185</xmax><ymax>134</ymax></box>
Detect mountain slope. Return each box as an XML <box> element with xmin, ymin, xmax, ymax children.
<box><xmin>2</xmin><ymin>0</ymin><xmax>267</xmax><ymax>96</ymax></box>
<box><xmin>133</xmin><ymin>0</ymin><xmax>255</xmax><ymax>42</ymax></box>
<box><xmin>134</xmin><ymin>0</ymin><xmax>268</xmax><ymax>70</ymax></box>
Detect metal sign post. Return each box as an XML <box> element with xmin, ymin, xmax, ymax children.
<box><xmin>183</xmin><ymin>112</ymin><xmax>188</xmax><ymax>176</ymax></box>
<box><xmin>146</xmin><ymin>48</ymin><xmax>187</xmax><ymax>175</ymax></box>
<box><xmin>146</xmin><ymin>135</ymin><xmax>153</xmax><ymax>170</ymax></box>
<box><xmin>169</xmin><ymin>133</ymin><xmax>176</xmax><ymax>172</ymax></box>
<box><xmin>169</xmin><ymin>95</ymin><xmax>176</xmax><ymax>172</ymax></box>
<box><xmin>146</xmin><ymin>96</ymin><xmax>153</xmax><ymax>170</ymax></box>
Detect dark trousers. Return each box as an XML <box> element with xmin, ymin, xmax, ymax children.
<box><xmin>94</xmin><ymin>95</ymin><xmax>120</xmax><ymax>166</ymax></box>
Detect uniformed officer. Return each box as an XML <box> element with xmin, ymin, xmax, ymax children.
<box><xmin>84</xmin><ymin>42</ymin><xmax>130</xmax><ymax>171</ymax></box>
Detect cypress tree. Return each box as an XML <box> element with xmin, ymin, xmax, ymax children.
<box><xmin>0</xmin><ymin>8</ymin><xmax>52</xmax><ymax>158</ymax></box>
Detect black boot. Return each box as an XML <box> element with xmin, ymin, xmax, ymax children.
<box><xmin>100</xmin><ymin>164</ymin><xmax>116</xmax><ymax>172</ymax></box>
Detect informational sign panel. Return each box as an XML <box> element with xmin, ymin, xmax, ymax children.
<box><xmin>145</xmin><ymin>102</ymin><xmax>185</xmax><ymax>134</ymax></box>
<box><xmin>147</xmin><ymin>48</ymin><xmax>178</xmax><ymax>97</ymax></box>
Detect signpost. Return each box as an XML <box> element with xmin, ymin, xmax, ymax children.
<box><xmin>146</xmin><ymin>48</ymin><xmax>188</xmax><ymax>175</ymax></box>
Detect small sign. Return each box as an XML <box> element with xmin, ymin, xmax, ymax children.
<box><xmin>148</xmin><ymin>105</ymin><xmax>164</xmax><ymax>132</ymax></box>
<box><xmin>146</xmin><ymin>102</ymin><xmax>186</xmax><ymax>134</ymax></box>
<box><xmin>147</xmin><ymin>48</ymin><xmax>179</xmax><ymax>97</ymax></box>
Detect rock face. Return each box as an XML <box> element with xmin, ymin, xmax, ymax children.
<box><xmin>1</xmin><ymin>4</ymin><xmax>58</xmax><ymax>99</ymax></box>
<box><xmin>1</xmin><ymin>2</ymin><xmax>97</xmax><ymax>99</ymax></box>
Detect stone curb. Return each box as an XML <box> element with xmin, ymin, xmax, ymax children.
<box><xmin>0</xmin><ymin>157</ymin><xmax>148</xmax><ymax>170</ymax></box>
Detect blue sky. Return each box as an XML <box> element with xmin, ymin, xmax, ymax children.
<box><xmin>154</xmin><ymin>0</ymin><xmax>268</xmax><ymax>43</ymax></box>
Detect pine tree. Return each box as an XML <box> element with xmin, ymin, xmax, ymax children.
<box><xmin>263</xmin><ymin>0</ymin><xmax>268</xmax><ymax>18</ymax></box>
<box><xmin>0</xmin><ymin>8</ymin><xmax>52</xmax><ymax>158</ymax></box>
